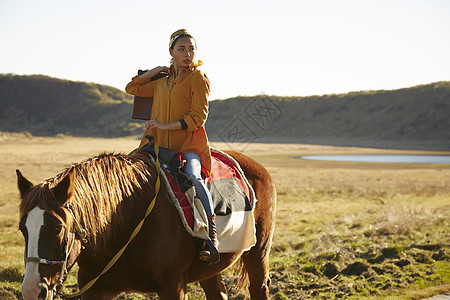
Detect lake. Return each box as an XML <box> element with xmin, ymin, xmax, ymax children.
<box><xmin>300</xmin><ymin>154</ymin><xmax>450</xmax><ymax>164</ymax></box>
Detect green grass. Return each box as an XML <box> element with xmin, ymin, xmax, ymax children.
<box><xmin>268</xmin><ymin>189</ymin><xmax>449</xmax><ymax>299</ymax></box>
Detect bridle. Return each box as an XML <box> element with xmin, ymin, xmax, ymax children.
<box><xmin>24</xmin><ymin>204</ymin><xmax>87</xmax><ymax>298</ymax></box>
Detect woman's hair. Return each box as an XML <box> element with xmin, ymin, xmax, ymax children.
<box><xmin>169</xmin><ymin>29</ymin><xmax>196</xmax><ymax>49</ymax></box>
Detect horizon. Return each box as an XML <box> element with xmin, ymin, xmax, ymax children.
<box><xmin>1</xmin><ymin>0</ymin><xmax>449</xmax><ymax>100</ymax></box>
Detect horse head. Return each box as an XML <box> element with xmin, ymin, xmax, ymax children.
<box><xmin>17</xmin><ymin>168</ymin><xmax>84</xmax><ymax>300</ymax></box>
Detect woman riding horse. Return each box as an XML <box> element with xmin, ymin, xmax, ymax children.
<box><xmin>125</xmin><ymin>29</ymin><xmax>218</xmax><ymax>264</ymax></box>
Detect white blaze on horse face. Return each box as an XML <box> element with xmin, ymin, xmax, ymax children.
<box><xmin>21</xmin><ymin>206</ymin><xmax>44</xmax><ymax>300</ymax></box>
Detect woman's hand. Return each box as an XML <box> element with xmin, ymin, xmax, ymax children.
<box><xmin>139</xmin><ymin>66</ymin><xmax>170</xmax><ymax>79</ymax></box>
<box><xmin>145</xmin><ymin>119</ymin><xmax>164</xmax><ymax>130</ymax></box>
<box><xmin>157</xmin><ymin>66</ymin><xmax>170</xmax><ymax>74</ymax></box>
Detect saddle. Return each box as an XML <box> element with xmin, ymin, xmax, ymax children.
<box><xmin>137</xmin><ymin>135</ymin><xmax>193</xmax><ymax>193</ymax></box>
<box><xmin>135</xmin><ymin>137</ymin><xmax>257</xmax><ymax>253</ymax></box>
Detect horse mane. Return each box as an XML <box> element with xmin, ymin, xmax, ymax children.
<box><xmin>20</xmin><ymin>153</ymin><xmax>155</xmax><ymax>247</ymax></box>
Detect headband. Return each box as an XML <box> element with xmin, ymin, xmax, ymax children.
<box><xmin>169</xmin><ymin>29</ymin><xmax>192</xmax><ymax>48</ymax></box>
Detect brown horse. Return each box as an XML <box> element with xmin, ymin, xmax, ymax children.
<box><xmin>17</xmin><ymin>151</ymin><xmax>276</xmax><ymax>299</ymax></box>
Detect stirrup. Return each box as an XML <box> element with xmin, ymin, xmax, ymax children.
<box><xmin>199</xmin><ymin>239</ymin><xmax>220</xmax><ymax>265</ymax></box>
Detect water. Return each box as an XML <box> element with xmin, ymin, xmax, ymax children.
<box><xmin>300</xmin><ymin>154</ymin><xmax>450</xmax><ymax>164</ymax></box>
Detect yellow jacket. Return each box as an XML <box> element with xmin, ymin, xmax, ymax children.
<box><xmin>125</xmin><ymin>69</ymin><xmax>212</xmax><ymax>175</ymax></box>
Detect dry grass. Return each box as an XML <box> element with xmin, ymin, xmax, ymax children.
<box><xmin>1</xmin><ymin>133</ymin><xmax>449</xmax><ymax>299</ymax></box>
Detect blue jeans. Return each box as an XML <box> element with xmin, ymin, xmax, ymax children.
<box><xmin>183</xmin><ymin>152</ymin><xmax>214</xmax><ymax>216</ymax></box>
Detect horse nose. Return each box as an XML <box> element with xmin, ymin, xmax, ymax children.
<box><xmin>21</xmin><ymin>281</ymin><xmax>42</xmax><ymax>300</ymax></box>
<box><xmin>38</xmin><ymin>282</ymin><xmax>49</xmax><ymax>299</ymax></box>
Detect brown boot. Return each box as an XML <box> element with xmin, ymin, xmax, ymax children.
<box><xmin>199</xmin><ymin>215</ymin><xmax>220</xmax><ymax>264</ymax></box>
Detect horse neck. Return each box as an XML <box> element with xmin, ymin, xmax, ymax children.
<box><xmin>70</xmin><ymin>154</ymin><xmax>157</xmax><ymax>249</ymax></box>
<box><xmin>78</xmin><ymin>181</ymin><xmax>180</xmax><ymax>265</ymax></box>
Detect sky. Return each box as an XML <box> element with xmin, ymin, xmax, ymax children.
<box><xmin>1</xmin><ymin>0</ymin><xmax>449</xmax><ymax>100</ymax></box>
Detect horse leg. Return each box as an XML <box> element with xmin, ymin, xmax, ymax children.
<box><xmin>157</xmin><ymin>280</ymin><xmax>188</xmax><ymax>300</ymax></box>
<box><xmin>232</xmin><ymin>152</ymin><xmax>275</xmax><ymax>299</ymax></box>
<box><xmin>242</xmin><ymin>207</ymin><xmax>274</xmax><ymax>299</ymax></box>
<box><xmin>242</xmin><ymin>247</ymin><xmax>271</xmax><ymax>299</ymax></box>
<box><xmin>199</xmin><ymin>274</ymin><xmax>228</xmax><ymax>300</ymax></box>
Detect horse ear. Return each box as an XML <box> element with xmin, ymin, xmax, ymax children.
<box><xmin>51</xmin><ymin>167</ymin><xmax>75</xmax><ymax>205</ymax></box>
<box><xmin>16</xmin><ymin>169</ymin><xmax>34</xmax><ymax>197</ymax></box>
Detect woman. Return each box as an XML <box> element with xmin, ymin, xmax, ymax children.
<box><xmin>125</xmin><ymin>29</ymin><xmax>219</xmax><ymax>264</ymax></box>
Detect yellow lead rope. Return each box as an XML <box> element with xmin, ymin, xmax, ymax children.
<box><xmin>63</xmin><ymin>144</ymin><xmax>161</xmax><ymax>299</ymax></box>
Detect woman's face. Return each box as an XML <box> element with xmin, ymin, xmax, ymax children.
<box><xmin>170</xmin><ymin>36</ymin><xmax>196</xmax><ymax>69</ymax></box>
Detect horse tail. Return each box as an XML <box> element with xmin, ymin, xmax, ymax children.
<box><xmin>237</xmin><ymin>259</ymin><xmax>250</xmax><ymax>291</ymax></box>
<box><xmin>233</xmin><ymin>257</ymin><xmax>250</xmax><ymax>292</ymax></box>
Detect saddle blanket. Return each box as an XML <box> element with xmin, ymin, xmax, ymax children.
<box><xmin>158</xmin><ymin>148</ymin><xmax>257</xmax><ymax>253</ymax></box>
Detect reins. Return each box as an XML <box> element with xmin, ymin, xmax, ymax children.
<box><xmin>61</xmin><ymin>144</ymin><xmax>162</xmax><ymax>299</ymax></box>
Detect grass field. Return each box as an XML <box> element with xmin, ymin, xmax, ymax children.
<box><xmin>0</xmin><ymin>133</ymin><xmax>449</xmax><ymax>299</ymax></box>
